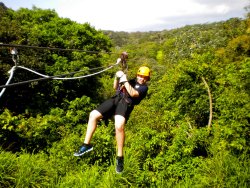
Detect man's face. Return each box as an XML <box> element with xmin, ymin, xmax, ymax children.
<box><xmin>136</xmin><ymin>74</ymin><xmax>148</xmax><ymax>84</ymax></box>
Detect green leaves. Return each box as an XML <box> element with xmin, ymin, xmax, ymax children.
<box><xmin>0</xmin><ymin>4</ymin><xmax>250</xmax><ymax>187</ymax></box>
<box><xmin>0</xmin><ymin>6</ymin><xmax>112</xmax><ymax>114</ymax></box>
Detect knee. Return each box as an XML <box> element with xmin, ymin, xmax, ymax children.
<box><xmin>89</xmin><ymin>110</ymin><xmax>102</xmax><ymax>121</ymax></box>
<box><xmin>115</xmin><ymin>123</ymin><xmax>124</xmax><ymax>132</ymax></box>
<box><xmin>114</xmin><ymin>115</ymin><xmax>126</xmax><ymax>132</ymax></box>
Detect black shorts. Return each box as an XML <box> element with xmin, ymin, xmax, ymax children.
<box><xmin>96</xmin><ymin>95</ymin><xmax>134</xmax><ymax>120</ymax></box>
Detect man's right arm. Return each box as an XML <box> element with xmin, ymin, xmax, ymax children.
<box><xmin>113</xmin><ymin>77</ymin><xmax>119</xmax><ymax>90</ymax></box>
<box><xmin>113</xmin><ymin>71</ymin><xmax>124</xmax><ymax>90</ymax></box>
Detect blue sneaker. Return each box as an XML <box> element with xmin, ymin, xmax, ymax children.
<box><xmin>116</xmin><ymin>156</ymin><xmax>124</xmax><ymax>173</ymax></box>
<box><xmin>74</xmin><ymin>144</ymin><xmax>93</xmax><ymax>157</ymax></box>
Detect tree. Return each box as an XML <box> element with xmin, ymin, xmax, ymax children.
<box><xmin>0</xmin><ymin>6</ymin><xmax>112</xmax><ymax>114</ymax></box>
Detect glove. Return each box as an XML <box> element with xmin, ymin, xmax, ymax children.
<box><xmin>116</xmin><ymin>58</ymin><xmax>122</xmax><ymax>64</ymax></box>
<box><xmin>119</xmin><ymin>74</ymin><xmax>127</xmax><ymax>84</ymax></box>
<box><xmin>115</xmin><ymin>70</ymin><xmax>124</xmax><ymax>79</ymax></box>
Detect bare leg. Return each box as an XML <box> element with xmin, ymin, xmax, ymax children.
<box><xmin>114</xmin><ymin>115</ymin><xmax>126</xmax><ymax>157</ymax></box>
<box><xmin>84</xmin><ymin>110</ymin><xmax>103</xmax><ymax>144</ymax></box>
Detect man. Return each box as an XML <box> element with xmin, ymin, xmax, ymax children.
<box><xmin>74</xmin><ymin>66</ymin><xmax>151</xmax><ymax>173</ymax></box>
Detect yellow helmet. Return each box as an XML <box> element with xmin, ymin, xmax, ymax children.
<box><xmin>137</xmin><ymin>66</ymin><xmax>151</xmax><ymax>77</ymax></box>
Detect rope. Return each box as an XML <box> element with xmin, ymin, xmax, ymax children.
<box><xmin>0</xmin><ymin>66</ymin><xmax>16</xmax><ymax>98</ymax></box>
<box><xmin>0</xmin><ymin>61</ymin><xmax>120</xmax><ymax>92</ymax></box>
<box><xmin>17</xmin><ymin>66</ymin><xmax>50</xmax><ymax>78</ymax></box>
<box><xmin>17</xmin><ymin>65</ymin><xmax>107</xmax><ymax>79</ymax></box>
<box><xmin>0</xmin><ymin>44</ymin><xmax>128</xmax><ymax>98</ymax></box>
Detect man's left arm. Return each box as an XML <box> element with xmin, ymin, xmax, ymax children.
<box><xmin>123</xmin><ymin>82</ymin><xmax>139</xmax><ymax>97</ymax></box>
<box><xmin>119</xmin><ymin>74</ymin><xmax>139</xmax><ymax>97</ymax></box>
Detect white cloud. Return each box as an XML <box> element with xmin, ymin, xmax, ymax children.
<box><xmin>214</xmin><ymin>5</ymin><xmax>230</xmax><ymax>14</ymax></box>
<box><xmin>1</xmin><ymin>0</ymin><xmax>249</xmax><ymax>31</ymax></box>
<box><xmin>55</xmin><ymin>0</ymin><xmax>207</xmax><ymax>30</ymax></box>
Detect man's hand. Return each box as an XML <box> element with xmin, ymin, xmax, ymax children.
<box><xmin>116</xmin><ymin>58</ymin><xmax>122</xmax><ymax>64</ymax></box>
<box><xmin>119</xmin><ymin>74</ymin><xmax>127</xmax><ymax>83</ymax></box>
<box><xmin>115</xmin><ymin>70</ymin><xmax>124</xmax><ymax>79</ymax></box>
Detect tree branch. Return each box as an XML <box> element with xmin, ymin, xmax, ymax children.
<box><xmin>201</xmin><ymin>77</ymin><xmax>213</xmax><ymax>131</ymax></box>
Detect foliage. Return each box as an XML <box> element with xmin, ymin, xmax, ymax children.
<box><xmin>0</xmin><ymin>2</ymin><xmax>250</xmax><ymax>187</ymax></box>
<box><xmin>0</xmin><ymin>95</ymin><xmax>95</xmax><ymax>152</ymax></box>
<box><xmin>0</xmin><ymin>5</ymin><xmax>112</xmax><ymax>114</ymax></box>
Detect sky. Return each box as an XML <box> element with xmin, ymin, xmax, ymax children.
<box><xmin>1</xmin><ymin>0</ymin><xmax>249</xmax><ymax>32</ymax></box>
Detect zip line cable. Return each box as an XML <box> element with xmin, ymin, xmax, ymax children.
<box><xmin>0</xmin><ymin>45</ymin><xmax>128</xmax><ymax>98</ymax></box>
<box><xmin>0</xmin><ymin>60</ymin><xmax>120</xmax><ymax>90</ymax></box>
<box><xmin>0</xmin><ymin>43</ymin><xmax>116</xmax><ymax>54</ymax></box>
